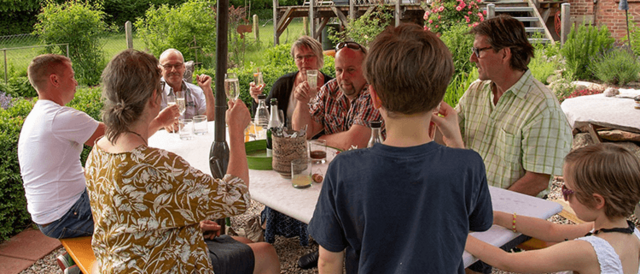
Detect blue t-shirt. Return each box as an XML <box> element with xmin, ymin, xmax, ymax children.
<box><xmin>308</xmin><ymin>142</ymin><xmax>493</xmax><ymax>273</ymax></box>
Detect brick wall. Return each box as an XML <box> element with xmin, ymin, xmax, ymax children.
<box><xmin>565</xmin><ymin>0</ymin><xmax>638</xmax><ymax>40</ymax></box>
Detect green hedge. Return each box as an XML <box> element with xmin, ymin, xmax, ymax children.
<box><xmin>0</xmin><ymin>87</ymin><xmax>102</xmax><ymax>242</ymax></box>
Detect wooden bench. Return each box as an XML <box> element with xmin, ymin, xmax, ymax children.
<box><xmin>516</xmin><ymin>199</ymin><xmax>585</xmax><ymax>250</ymax></box>
<box><xmin>59</xmin><ymin>236</ymin><xmax>95</xmax><ymax>274</ymax></box>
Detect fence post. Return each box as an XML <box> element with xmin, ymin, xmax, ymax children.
<box><xmin>253</xmin><ymin>15</ymin><xmax>260</xmax><ymax>43</ymax></box>
<box><xmin>395</xmin><ymin>0</ymin><xmax>401</xmax><ymax>26</ymax></box>
<box><xmin>3</xmin><ymin>49</ymin><xmax>7</xmax><ymax>84</ymax></box>
<box><xmin>273</xmin><ymin>0</ymin><xmax>279</xmax><ymax>46</ymax></box>
<box><xmin>310</xmin><ymin>0</ymin><xmax>316</xmax><ymax>38</ymax></box>
<box><xmin>561</xmin><ymin>3</ymin><xmax>570</xmax><ymax>46</ymax></box>
<box><xmin>303</xmin><ymin>17</ymin><xmax>309</xmax><ymax>35</ymax></box>
<box><xmin>487</xmin><ymin>4</ymin><xmax>495</xmax><ymax>19</ymax></box>
<box><xmin>349</xmin><ymin>0</ymin><xmax>355</xmax><ymax>21</ymax></box>
<box><xmin>125</xmin><ymin>21</ymin><xmax>134</xmax><ymax>49</ymax></box>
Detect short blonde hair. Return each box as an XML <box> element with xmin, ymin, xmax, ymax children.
<box><xmin>290</xmin><ymin>36</ymin><xmax>324</xmax><ymax>68</ymax></box>
<box><xmin>564</xmin><ymin>143</ymin><xmax>640</xmax><ymax>219</ymax></box>
<box><xmin>27</xmin><ymin>54</ymin><xmax>71</xmax><ymax>92</ymax></box>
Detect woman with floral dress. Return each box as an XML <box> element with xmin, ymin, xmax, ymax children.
<box><xmin>84</xmin><ymin>49</ymin><xmax>280</xmax><ymax>274</ymax></box>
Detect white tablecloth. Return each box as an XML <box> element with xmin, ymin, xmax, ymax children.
<box><xmin>148</xmin><ymin>122</ymin><xmax>562</xmax><ymax>267</ymax></box>
<box><xmin>561</xmin><ymin>89</ymin><xmax>640</xmax><ymax>133</ymax></box>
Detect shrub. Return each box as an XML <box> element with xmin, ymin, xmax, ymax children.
<box><xmin>135</xmin><ymin>0</ymin><xmax>217</xmax><ymax>62</ymax></box>
<box><xmin>328</xmin><ymin>5</ymin><xmax>393</xmax><ymax>48</ymax></box>
<box><xmin>33</xmin><ymin>0</ymin><xmax>113</xmax><ymax>86</ymax></box>
<box><xmin>561</xmin><ymin>24</ymin><xmax>614</xmax><ymax>80</ymax></box>
<box><xmin>0</xmin><ymin>92</ymin><xmax>12</xmax><ymax>110</ymax></box>
<box><xmin>424</xmin><ymin>0</ymin><xmax>484</xmax><ymax>33</ymax></box>
<box><xmin>529</xmin><ymin>40</ymin><xmax>561</xmax><ymax>85</ymax></box>
<box><xmin>445</xmin><ymin>68</ymin><xmax>477</xmax><ymax>107</ymax></box>
<box><xmin>0</xmin><ymin>98</ymin><xmax>34</xmax><ymax>242</ymax></box>
<box><xmin>102</xmin><ymin>0</ymin><xmax>188</xmax><ymax>28</ymax></box>
<box><xmin>440</xmin><ymin>24</ymin><xmax>475</xmax><ymax>76</ymax></box>
<box><xmin>0</xmin><ymin>76</ymin><xmax>37</xmax><ymax>98</ymax></box>
<box><xmin>589</xmin><ymin>47</ymin><xmax>640</xmax><ymax>86</ymax></box>
<box><xmin>560</xmin><ymin>88</ymin><xmax>603</xmax><ymax>103</ymax></box>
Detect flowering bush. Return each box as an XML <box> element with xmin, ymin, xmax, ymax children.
<box><xmin>423</xmin><ymin>0</ymin><xmax>485</xmax><ymax>34</ymax></box>
<box><xmin>560</xmin><ymin>88</ymin><xmax>603</xmax><ymax>103</ymax></box>
<box><xmin>0</xmin><ymin>92</ymin><xmax>12</xmax><ymax>110</ymax></box>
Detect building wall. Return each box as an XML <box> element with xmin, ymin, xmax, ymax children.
<box><xmin>565</xmin><ymin>0</ymin><xmax>638</xmax><ymax>40</ymax></box>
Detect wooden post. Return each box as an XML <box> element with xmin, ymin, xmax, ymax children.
<box><xmin>125</xmin><ymin>21</ymin><xmax>133</xmax><ymax>49</ymax></box>
<box><xmin>253</xmin><ymin>14</ymin><xmax>260</xmax><ymax>43</ymax></box>
<box><xmin>273</xmin><ymin>0</ymin><xmax>279</xmax><ymax>46</ymax></box>
<box><xmin>561</xmin><ymin>3</ymin><xmax>570</xmax><ymax>46</ymax></box>
<box><xmin>487</xmin><ymin>4</ymin><xmax>495</xmax><ymax>19</ymax></box>
<box><xmin>350</xmin><ymin>0</ymin><xmax>355</xmax><ymax>21</ymax></box>
<box><xmin>303</xmin><ymin>17</ymin><xmax>309</xmax><ymax>35</ymax></box>
<box><xmin>395</xmin><ymin>0</ymin><xmax>401</xmax><ymax>26</ymax></box>
<box><xmin>310</xmin><ymin>0</ymin><xmax>316</xmax><ymax>38</ymax></box>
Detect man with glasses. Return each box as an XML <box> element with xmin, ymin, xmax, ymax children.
<box><xmin>292</xmin><ymin>41</ymin><xmax>383</xmax><ymax>150</ymax></box>
<box><xmin>159</xmin><ymin>48</ymin><xmax>215</xmax><ymax>121</ymax></box>
<box><xmin>435</xmin><ymin>15</ymin><xmax>572</xmax><ymax>274</ymax></box>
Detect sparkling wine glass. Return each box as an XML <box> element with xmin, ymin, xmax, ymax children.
<box><xmin>175</xmin><ymin>90</ymin><xmax>186</xmax><ymax>116</ymax></box>
<box><xmin>225</xmin><ymin>73</ymin><xmax>240</xmax><ymax>100</ymax></box>
<box><xmin>306</xmin><ymin>69</ymin><xmax>319</xmax><ymax>105</ymax></box>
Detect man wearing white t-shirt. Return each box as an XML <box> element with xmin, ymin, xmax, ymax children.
<box><xmin>18</xmin><ymin>54</ymin><xmax>178</xmax><ymax>239</ymax></box>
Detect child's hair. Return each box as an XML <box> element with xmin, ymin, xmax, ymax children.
<box><xmin>363</xmin><ymin>23</ymin><xmax>453</xmax><ymax>116</ymax></box>
<box><xmin>564</xmin><ymin>143</ymin><xmax>640</xmax><ymax>219</ymax></box>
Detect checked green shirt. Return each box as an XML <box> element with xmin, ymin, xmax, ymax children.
<box><xmin>455</xmin><ymin>70</ymin><xmax>572</xmax><ymax>196</ymax></box>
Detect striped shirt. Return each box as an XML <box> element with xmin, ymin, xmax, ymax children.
<box><xmin>310</xmin><ymin>79</ymin><xmax>384</xmax><ymax>137</ymax></box>
<box><xmin>455</xmin><ymin>70</ymin><xmax>572</xmax><ymax>196</ymax></box>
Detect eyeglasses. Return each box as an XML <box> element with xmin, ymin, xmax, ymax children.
<box><xmin>471</xmin><ymin>46</ymin><xmax>493</xmax><ymax>57</ymax></box>
<box><xmin>295</xmin><ymin>54</ymin><xmax>317</xmax><ymax>62</ymax></box>
<box><xmin>561</xmin><ymin>184</ymin><xmax>575</xmax><ymax>201</ymax></box>
<box><xmin>336</xmin><ymin>42</ymin><xmax>367</xmax><ymax>54</ymax></box>
<box><xmin>161</xmin><ymin>62</ymin><xmax>184</xmax><ymax>70</ymax></box>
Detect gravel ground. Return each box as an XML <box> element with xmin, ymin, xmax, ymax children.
<box><xmin>18</xmin><ymin>178</ymin><xmax>640</xmax><ymax>274</ymax></box>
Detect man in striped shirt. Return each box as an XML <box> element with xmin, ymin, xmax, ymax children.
<box><xmin>292</xmin><ymin>42</ymin><xmax>383</xmax><ymax>151</ymax></box>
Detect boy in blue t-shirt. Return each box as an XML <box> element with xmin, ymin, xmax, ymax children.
<box><xmin>307</xmin><ymin>24</ymin><xmax>494</xmax><ymax>273</ymax></box>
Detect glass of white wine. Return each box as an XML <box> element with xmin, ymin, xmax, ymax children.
<box><xmin>306</xmin><ymin>69</ymin><xmax>319</xmax><ymax>105</ymax></box>
<box><xmin>175</xmin><ymin>90</ymin><xmax>186</xmax><ymax>116</ymax></box>
<box><xmin>225</xmin><ymin>73</ymin><xmax>240</xmax><ymax>101</ymax></box>
<box><xmin>166</xmin><ymin>90</ymin><xmax>178</xmax><ymax>133</ymax></box>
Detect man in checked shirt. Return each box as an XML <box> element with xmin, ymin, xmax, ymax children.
<box><xmin>292</xmin><ymin>41</ymin><xmax>383</xmax><ymax>151</ymax></box>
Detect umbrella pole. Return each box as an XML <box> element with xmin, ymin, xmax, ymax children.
<box><xmin>210</xmin><ymin>0</ymin><xmax>230</xmax><ymax>180</ymax></box>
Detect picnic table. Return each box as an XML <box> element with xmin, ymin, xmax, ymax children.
<box><xmin>148</xmin><ymin>122</ymin><xmax>562</xmax><ymax>267</ymax></box>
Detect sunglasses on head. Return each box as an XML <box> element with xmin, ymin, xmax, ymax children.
<box><xmin>336</xmin><ymin>42</ymin><xmax>367</xmax><ymax>54</ymax></box>
<box><xmin>561</xmin><ymin>184</ymin><xmax>575</xmax><ymax>201</ymax></box>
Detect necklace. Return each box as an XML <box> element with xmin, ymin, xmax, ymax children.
<box><xmin>128</xmin><ymin>131</ymin><xmax>147</xmax><ymax>146</ymax></box>
<box><xmin>585</xmin><ymin>220</ymin><xmax>636</xmax><ymax>237</ymax></box>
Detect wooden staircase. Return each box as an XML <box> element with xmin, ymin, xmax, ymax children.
<box><xmin>481</xmin><ymin>0</ymin><xmax>555</xmax><ymax>44</ymax></box>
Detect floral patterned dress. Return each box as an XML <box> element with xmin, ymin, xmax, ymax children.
<box><xmin>84</xmin><ymin>144</ymin><xmax>250</xmax><ymax>274</ymax></box>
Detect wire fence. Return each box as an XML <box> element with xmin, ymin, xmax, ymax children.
<box><xmin>0</xmin><ymin>28</ymin><xmax>142</xmax><ymax>84</ymax></box>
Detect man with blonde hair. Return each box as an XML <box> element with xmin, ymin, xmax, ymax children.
<box><xmin>19</xmin><ymin>54</ymin><xmax>177</xmax><ymax>241</ymax></box>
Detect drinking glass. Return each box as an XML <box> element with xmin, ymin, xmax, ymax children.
<box><xmin>253</xmin><ymin>71</ymin><xmax>265</xmax><ymax>89</ymax></box>
<box><xmin>193</xmin><ymin>115</ymin><xmax>208</xmax><ymax>135</ymax></box>
<box><xmin>225</xmin><ymin>73</ymin><xmax>240</xmax><ymax>100</ymax></box>
<box><xmin>175</xmin><ymin>90</ymin><xmax>186</xmax><ymax>116</ymax></box>
<box><xmin>309</xmin><ymin>139</ymin><xmax>327</xmax><ymax>164</ymax></box>
<box><xmin>291</xmin><ymin>158</ymin><xmax>312</xmax><ymax>189</ymax></box>
<box><xmin>178</xmin><ymin>118</ymin><xmax>194</xmax><ymax>140</ymax></box>
<box><xmin>306</xmin><ymin>69</ymin><xmax>319</xmax><ymax>105</ymax></box>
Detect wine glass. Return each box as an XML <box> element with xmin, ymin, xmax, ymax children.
<box><xmin>166</xmin><ymin>90</ymin><xmax>178</xmax><ymax>132</ymax></box>
<box><xmin>225</xmin><ymin>73</ymin><xmax>240</xmax><ymax>101</ymax></box>
<box><xmin>306</xmin><ymin>69</ymin><xmax>318</xmax><ymax>105</ymax></box>
<box><xmin>254</xmin><ymin>71</ymin><xmax>265</xmax><ymax>90</ymax></box>
<box><xmin>175</xmin><ymin>90</ymin><xmax>186</xmax><ymax>116</ymax></box>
